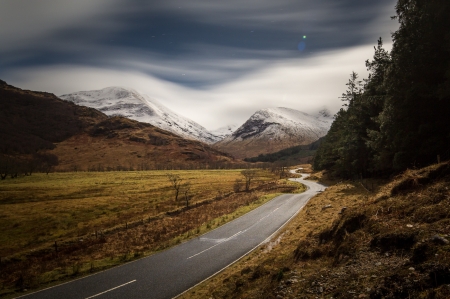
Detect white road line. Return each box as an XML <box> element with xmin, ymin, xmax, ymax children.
<box><xmin>85</xmin><ymin>280</ymin><xmax>136</xmax><ymax>299</ymax></box>
<box><xmin>188</xmin><ymin>231</ymin><xmax>242</xmax><ymax>259</ymax></box>
<box><xmin>189</xmin><ymin>204</ymin><xmax>286</xmax><ymax>260</ymax></box>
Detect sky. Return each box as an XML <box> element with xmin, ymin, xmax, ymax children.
<box><xmin>0</xmin><ymin>0</ymin><xmax>398</xmax><ymax>130</ymax></box>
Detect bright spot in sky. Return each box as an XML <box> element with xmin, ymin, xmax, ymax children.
<box><xmin>303</xmin><ymin>35</ymin><xmax>307</xmax><ymax>39</ymax></box>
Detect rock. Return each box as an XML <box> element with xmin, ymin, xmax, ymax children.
<box><xmin>339</xmin><ymin>207</ymin><xmax>347</xmax><ymax>214</ymax></box>
<box><xmin>409</xmin><ymin>267</ymin><xmax>415</xmax><ymax>271</ymax></box>
<box><xmin>287</xmin><ymin>278</ymin><xmax>298</xmax><ymax>284</ymax></box>
<box><xmin>322</xmin><ymin>204</ymin><xmax>332</xmax><ymax>210</ymax></box>
<box><xmin>432</xmin><ymin>235</ymin><xmax>449</xmax><ymax>245</ymax></box>
<box><xmin>318</xmin><ymin>286</ymin><xmax>323</xmax><ymax>293</ymax></box>
<box><xmin>406</xmin><ymin>224</ymin><xmax>413</xmax><ymax>228</ymax></box>
<box><xmin>375</xmin><ymin>262</ymin><xmax>382</xmax><ymax>266</ymax></box>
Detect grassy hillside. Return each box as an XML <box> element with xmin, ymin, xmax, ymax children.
<box><xmin>49</xmin><ymin>117</ymin><xmax>234</xmax><ymax>171</ymax></box>
<box><xmin>244</xmin><ymin>138</ymin><xmax>323</xmax><ymax>165</ymax></box>
<box><xmin>180</xmin><ymin>162</ymin><xmax>450</xmax><ymax>299</ymax></box>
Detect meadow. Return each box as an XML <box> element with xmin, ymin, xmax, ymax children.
<box><xmin>0</xmin><ymin>168</ymin><xmax>304</xmax><ymax>297</ymax></box>
<box><xmin>0</xmin><ymin>169</ymin><xmax>278</xmax><ymax>256</ymax></box>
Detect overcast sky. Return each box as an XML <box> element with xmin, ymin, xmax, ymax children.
<box><xmin>0</xmin><ymin>0</ymin><xmax>398</xmax><ymax>130</ymax></box>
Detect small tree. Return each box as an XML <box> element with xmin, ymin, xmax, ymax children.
<box><xmin>241</xmin><ymin>169</ymin><xmax>257</xmax><ymax>192</ymax></box>
<box><xmin>35</xmin><ymin>153</ymin><xmax>59</xmax><ymax>174</ymax></box>
<box><xmin>181</xmin><ymin>182</ymin><xmax>191</xmax><ymax>208</ymax></box>
<box><xmin>0</xmin><ymin>155</ymin><xmax>10</xmax><ymax>180</ymax></box>
<box><xmin>167</xmin><ymin>173</ymin><xmax>183</xmax><ymax>201</ymax></box>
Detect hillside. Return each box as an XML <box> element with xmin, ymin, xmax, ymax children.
<box><xmin>180</xmin><ymin>161</ymin><xmax>450</xmax><ymax>299</ymax></box>
<box><xmin>214</xmin><ymin>108</ymin><xmax>332</xmax><ymax>159</ymax></box>
<box><xmin>0</xmin><ymin>81</ymin><xmax>234</xmax><ymax>173</ymax></box>
<box><xmin>244</xmin><ymin>138</ymin><xmax>324</xmax><ymax>165</ymax></box>
<box><xmin>59</xmin><ymin>87</ymin><xmax>221</xmax><ymax>144</ymax></box>
<box><xmin>50</xmin><ymin>117</ymin><xmax>233</xmax><ymax>171</ymax></box>
<box><xmin>0</xmin><ymin>79</ymin><xmax>106</xmax><ymax>155</ymax></box>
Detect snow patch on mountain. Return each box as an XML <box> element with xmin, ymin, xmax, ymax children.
<box><xmin>59</xmin><ymin>87</ymin><xmax>221</xmax><ymax>144</ymax></box>
<box><xmin>210</xmin><ymin>124</ymin><xmax>239</xmax><ymax>140</ymax></box>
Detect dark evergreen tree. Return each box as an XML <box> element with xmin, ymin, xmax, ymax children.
<box><xmin>377</xmin><ymin>0</ymin><xmax>450</xmax><ymax>171</ymax></box>
<box><xmin>314</xmin><ymin>0</ymin><xmax>450</xmax><ymax>177</ymax></box>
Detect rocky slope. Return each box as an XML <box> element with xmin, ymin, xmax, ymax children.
<box><xmin>59</xmin><ymin>87</ymin><xmax>221</xmax><ymax>144</ymax></box>
<box><xmin>214</xmin><ymin>107</ymin><xmax>333</xmax><ymax>158</ymax></box>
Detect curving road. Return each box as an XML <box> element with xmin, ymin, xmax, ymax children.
<box><xmin>18</xmin><ymin>171</ymin><xmax>326</xmax><ymax>299</ymax></box>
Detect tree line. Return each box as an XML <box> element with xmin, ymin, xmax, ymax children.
<box><xmin>0</xmin><ymin>153</ymin><xmax>59</xmax><ymax>180</ymax></box>
<box><xmin>314</xmin><ymin>0</ymin><xmax>450</xmax><ymax>178</ymax></box>
<box><xmin>166</xmin><ymin>169</ymin><xmax>263</xmax><ymax>208</ymax></box>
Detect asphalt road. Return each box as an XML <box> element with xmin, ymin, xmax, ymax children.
<box><xmin>18</xmin><ymin>172</ymin><xmax>326</xmax><ymax>299</ymax></box>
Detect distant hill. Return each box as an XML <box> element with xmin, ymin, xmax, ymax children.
<box><xmin>0</xmin><ymin>81</ymin><xmax>234</xmax><ymax>173</ymax></box>
<box><xmin>214</xmin><ymin>107</ymin><xmax>332</xmax><ymax>159</ymax></box>
<box><xmin>244</xmin><ymin>137</ymin><xmax>323</xmax><ymax>164</ymax></box>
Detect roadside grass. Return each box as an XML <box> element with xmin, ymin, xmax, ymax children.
<box><xmin>178</xmin><ymin>170</ymin><xmax>372</xmax><ymax>299</ymax></box>
<box><xmin>0</xmin><ymin>168</ymin><xmax>305</xmax><ymax>298</ymax></box>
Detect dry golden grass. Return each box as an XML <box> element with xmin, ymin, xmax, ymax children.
<box><xmin>0</xmin><ymin>169</ymin><xmax>277</xmax><ymax>257</ymax></box>
<box><xmin>178</xmin><ymin>169</ymin><xmax>367</xmax><ymax>298</ymax></box>
<box><xmin>0</xmin><ymin>168</ymin><xmax>307</xmax><ymax>298</ymax></box>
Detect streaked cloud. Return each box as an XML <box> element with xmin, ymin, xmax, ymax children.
<box><xmin>0</xmin><ymin>0</ymin><xmax>398</xmax><ymax>130</ymax></box>
<box><xmin>7</xmin><ymin>44</ymin><xmax>388</xmax><ymax>130</ymax></box>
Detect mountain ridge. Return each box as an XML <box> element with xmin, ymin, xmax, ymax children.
<box><xmin>59</xmin><ymin>87</ymin><xmax>222</xmax><ymax>144</ymax></box>
<box><xmin>0</xmin><ymin>81</ymin><xmax>234</xmax><ymax>173</ymax></box>
<box><xmin>214</xmin><ymin>107</ymin><xmax>332</xmax><ymax>159</ymax></box>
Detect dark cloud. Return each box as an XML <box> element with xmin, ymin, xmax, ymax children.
<box><xmin>1</xmin><ymin>0</ymin><xmax>396</xmax><ymax>86</ymax></box>
<box><xmin>0</xmin><ymin>0</ymin><xmax>398</xmax><ymax>128</ymax></box>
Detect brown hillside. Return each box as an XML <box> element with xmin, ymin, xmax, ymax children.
<box><xmin>214</xmin><ymin>136</ymin><xmax>311</xmax><ymax>159</ymax></box>
<box><xmin>50</xmin><ymin>117</ymin><xmax>234</xmax><ymax>171</ymax></box>
<box><xmin>0</xmin><ymin>80</ymin><xmax>234</xmax><ymax>170</ymax></box>
<box><xmin>0</xmin><ymin>80</ymin><xmax>106</xmax><ymax>155</ymax></box>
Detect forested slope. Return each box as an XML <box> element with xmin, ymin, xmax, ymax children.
<box><xmin>314</xmin><ymin>0</ymin><xmax>450</xmax><ymax>178</ymax></box>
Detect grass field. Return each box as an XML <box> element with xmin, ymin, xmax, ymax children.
<box><xmin>0</xmin><ymin>168</ymin><xmax>305</xmax><ymax>297</ymax></box>
<box><xmin>0</xmin><ymin>169</ymin><xmax>278</xmax><ymax>257</ymax></box>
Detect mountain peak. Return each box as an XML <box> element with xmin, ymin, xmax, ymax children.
<box><xmin>215</xmin><ymin>106</ymin><xmax>332</xmax><ymax>158</ymax></box>
<box><xmin>60</xmin><ymin>87</ymin><xmax>221</xmax><ymax>144</ymax></box>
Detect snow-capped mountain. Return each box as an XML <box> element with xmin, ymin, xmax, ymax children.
<box><xmin>59</xmin><ymin>87</ymin><xmax>221</xmax><ymax>144</ymax></box>
<box><xmin>210</xmin><ymin>124</ymin><xmax>239</xmax><ymax>140</ymax></box>
<box><xmin>214</xmin><ymin>107</ymin><xmax>333</xmax><ymax>158</ymax></box>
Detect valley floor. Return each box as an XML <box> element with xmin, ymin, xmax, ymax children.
<box><xmin>0</xmin><ymin>168</ymin><xmax>303</xmax><ymax>298</ymax></box>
